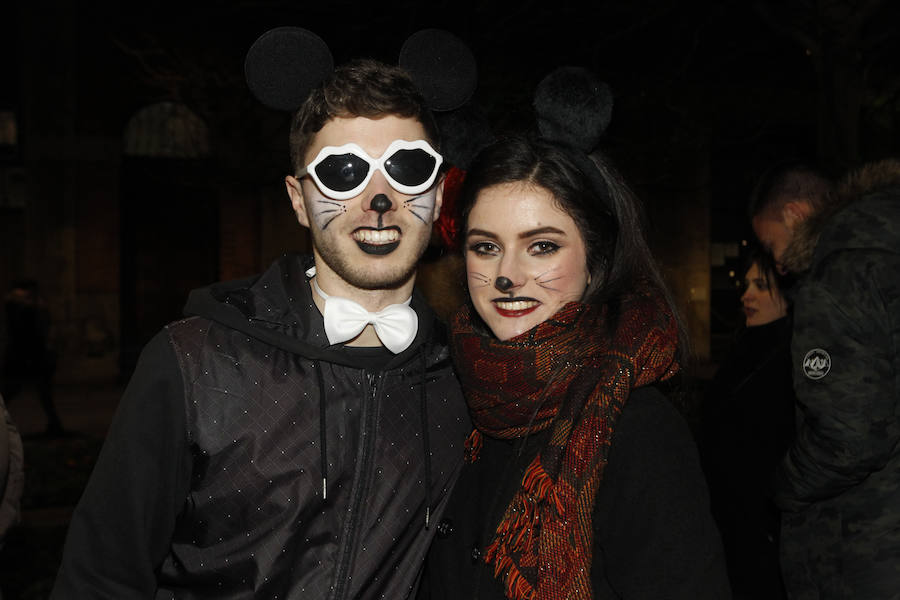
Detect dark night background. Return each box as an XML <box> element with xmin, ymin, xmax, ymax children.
<box><xmin>0</xmin><ymin>0</ymin><xmax>898</xmax><ymax>597</ymax></box>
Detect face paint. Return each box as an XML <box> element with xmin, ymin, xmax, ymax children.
<box><xmin>404</xmin><ymin>192</ymin><xmax>438</xmax><ymax>226</ymax></box>
<box><xmin>311</xmin><ymin>197</ymin><xmax>348</xmax><ymax>231</ymax></box>
<box><xmin>293</xmin><ymin>116</ymin><xmax>443</xmax><ymax>292</ymax></box>
<box><xmin>465</xmin><ymin>182</ymin><xmax>590</xmax><ymax>341</ymax></box>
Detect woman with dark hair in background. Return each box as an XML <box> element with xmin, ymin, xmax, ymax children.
<box><xmin>702</xmin><ymin>246</ymin><xmax>795</xmax><ymax>599</ymax></box>
<box><xmin>420</xmin><ymin>125</ymin><xmax>730</xmax><ymax>599</ymax></box>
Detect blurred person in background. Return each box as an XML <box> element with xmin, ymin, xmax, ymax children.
<box><xmin>702</xmin><ymin>245</ymin><xmax>795</xmax><ymax>599</ymax></box>
<box><xmin>750</xmin><ymin>158</ymin><xmax>900</xmax><ymax>598</ymax></box>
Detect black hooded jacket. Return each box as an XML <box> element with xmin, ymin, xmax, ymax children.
<box><xmin>52</xmin><ymin>254</ymin><xmax>471</xmax><ymax>599</ymax></box>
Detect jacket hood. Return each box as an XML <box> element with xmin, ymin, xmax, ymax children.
<box><xmin>782</xmin><ymin>158</ymin><xmax>900</xmax><ymax>273</ymax></box>
<box><xmin>183</xmin><ymin>253</ymin><xmax>442</xmax><ymax>369</ymax></box>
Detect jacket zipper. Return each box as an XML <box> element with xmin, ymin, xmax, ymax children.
<box><xmin>329</xmin><ymin>371</ymin><xmax>382</xmax><ymax>600</ymax></box>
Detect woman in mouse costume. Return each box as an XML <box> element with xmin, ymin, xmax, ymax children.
<box><xmin>419</xmin><ymin>68</ymin><xmax>730</xmax><ymax>600</ymax></box>
<box><xmin>52</xmin><ymin>27</ymin><xmax>475</xmax><ymax>600</ymax></box>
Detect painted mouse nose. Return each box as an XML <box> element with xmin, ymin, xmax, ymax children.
<box><xmin>371</xmin><ymin>194</ymin><xmax>393</xmax><ymax>214</ymax></box>
<box><xmin>495</xmin><ymin>276</ymin><xmax>515</xmax><ymax>292</ymax></box>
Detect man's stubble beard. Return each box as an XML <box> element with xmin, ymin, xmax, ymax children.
<box><xmin>311</xmin><ymin>227</ymin><xmax>430</xmax><ymax>291</ymax></box>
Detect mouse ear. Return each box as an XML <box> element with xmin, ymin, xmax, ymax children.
<box><xmin>534</xmin><ymin>66</ymin><xmax>613</xmax><ymax>152</ymax></box>
<box><xmin>435</xmin><ymin>104</ymin><xmax>495</xmax><ymax>170</ymax></box>
<box><xmin>244</xmin><ymin>26</ymin><xmax>334</xmax><ymax>111</ymax></box>
<box><xmin>399</xmin><ymin>29</ymin><xmax>478</xmax><ymax>112</ymax></box>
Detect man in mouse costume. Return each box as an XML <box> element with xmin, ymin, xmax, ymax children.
<box><xmin>52</xmin><ymin>27</ymin><xmax>475</xmax><ymax>599</ymax></box>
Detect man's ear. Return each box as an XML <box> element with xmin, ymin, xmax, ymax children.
<box><xmin>781</xmin><ymin>200</ymin><xmax>813</xmax><ymax>229</ymax></box>
<box><xmin>285</xmin><ymin>175</ymin><xmax>311</xmax><ymax>228</ymax></box>
<box><xmin>431</xmin><ymin>176</ymin><xmax>445</xmax><ymax>223</ymax></box>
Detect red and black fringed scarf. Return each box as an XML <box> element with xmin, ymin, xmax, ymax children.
<box><xmin>450</xmin><ymin>287</ymin><xmax>680</xmax><ymax>600</ymax></box>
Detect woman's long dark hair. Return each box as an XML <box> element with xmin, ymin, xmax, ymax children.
<box><xmin>742</xmin><ymin>243</ymin><xmax>795</xmax><ymax>306</ymax></box>
<box><xmin>458</xmin><ymin>134</ymin><xmax>688</xmax><ymax>354</ymax></box>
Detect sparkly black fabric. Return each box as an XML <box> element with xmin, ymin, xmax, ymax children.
<box><xmin>52</xmin><ymin>254</ymin><xmax>471</xmax><ymax>599</ymax></box>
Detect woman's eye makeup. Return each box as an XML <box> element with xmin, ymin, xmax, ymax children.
<box><xmin>467</xmin><ymin>239</ymin><xmax>562</xmax><ymax>256</ymax></box>
<box><xmin>468</xmin><ymin>241</ymin><xmax>500</xmax><ymax>256</ymax></box>
<box><xmin>529</xmin><ymin>240</ymin><xmax>560</xmax><ymax>255</ymax></box>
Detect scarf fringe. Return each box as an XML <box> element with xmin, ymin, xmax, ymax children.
<box><xmin>493</xmin><ymin>558</ymin><xmax>536</xmax><ymax>600</ymax></box>
<box><xmin>465</xmin><ymin>429</ymin><xmax>483</xmax><ymax>463</ymax></box>
<box><xmin>521</xmin><ymin>456</ymin><xmax>565</xmax><ymax>516</ymax></box>
<box><xmin>484</xmin><ymin>491</ymin><xmax>539</xmax><ymax>565</ymax></box>
<box><xmin>483</xmin><ymin>455</ymin><xmax>565</xmax><ymax>599</ymax></box>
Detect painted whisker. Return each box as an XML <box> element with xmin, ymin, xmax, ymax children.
<box><xmin>469</xmin><ymin>272</ymin><xmax>491</xmax><ymax>287</ymax></box>
<box><xmin>405</xmin><ymin>205</ymin><xmax>430</xmax><ymax>224</ymax></box>
<box><xmin>321</xmin><ymin>214</ymin><xmax>342</xmax><ymax>230</ymax></box>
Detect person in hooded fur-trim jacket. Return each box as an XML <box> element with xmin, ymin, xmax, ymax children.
<box><xmin>51</xmin><ymin>56</ymin><xmax>471</xmax><ymax>599</ymax></box>
<box><xmin>751</xmin><ymin>158</ymin><xmax>900</xmax><ymax>599</ymax></box>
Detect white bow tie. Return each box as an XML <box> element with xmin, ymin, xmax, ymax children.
<box><xmin>312</xmin><ymin>278</ymin><xmax>418</xmax><ymax>354</ymax></box>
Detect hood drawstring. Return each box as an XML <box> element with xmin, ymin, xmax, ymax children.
<box><xmin>420</xmin><ymin>350</ymin><xmax>432</xmax><ymax>529</ymax></box>
<box><xmin>314</xmin><ymin>360</ymin><xmax>328</xmax><ymax>501</ymax></box>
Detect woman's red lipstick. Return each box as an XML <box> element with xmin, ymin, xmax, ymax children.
<box><xmin>492</xmin><ymin>298</ymin><xmax>540</xmax><ymax>318</ymax></box>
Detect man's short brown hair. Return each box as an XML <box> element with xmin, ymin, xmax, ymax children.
<box><xmin>748</xmin><ymin>160</ymin><xmax>836</xmax><ymax>220</ymax></box>
<box><xmin>289</xmin><ymin>59</ymin><xmax>440</xmax><ymax>173</ymax></box>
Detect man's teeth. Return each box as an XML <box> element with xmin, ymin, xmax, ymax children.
<box><xmin>495</xmin><ymin>300</ymin><xmax>539</xmax><ymax>311</ymax></box>
<box><xmin>353</xmin><ymin>229</ymin><xmax>399</xmax><ymax>244</ymax></box>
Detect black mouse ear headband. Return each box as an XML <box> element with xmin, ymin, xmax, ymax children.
<box><xmin>244</xmin><ymin>26</ymin><xmax>477</xmax><ymax>112</ymax></box>
<box><xmin>533</xmin><ymin>66</ymin><xmax>615</xmax><ymax>203</ymax></box>
<box><xmin>534</xmin><ymin>66</ymin><xmax>612</xmax><ymax>152</ymax></box>
<box><xmin>533</xmin><ymin>65</ymin><xmax>621</xmax><ymax>267</ymax></box>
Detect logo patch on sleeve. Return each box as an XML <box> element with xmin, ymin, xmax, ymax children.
<box><xmin>802</xmin><ymin>349</ymin><xmax>831</xmax><ymax>380</ymax></box>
